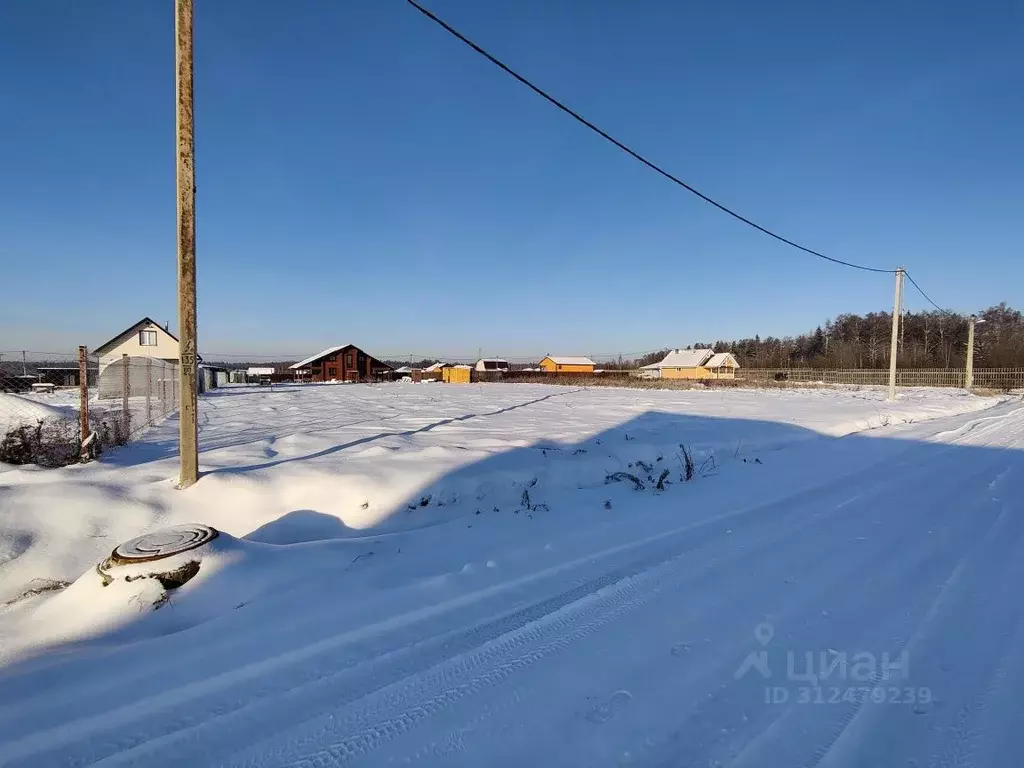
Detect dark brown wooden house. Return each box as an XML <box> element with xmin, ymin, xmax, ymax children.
<box><xmin>289</xmin><ymin>344</ymin><xmax>394</xmax><ymax>382</ymax></box>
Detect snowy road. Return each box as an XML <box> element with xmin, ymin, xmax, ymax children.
<box><xmin>1</xmin><ymin>389</ymin><xmax>1023</xmax><ymax>766</ymax></box>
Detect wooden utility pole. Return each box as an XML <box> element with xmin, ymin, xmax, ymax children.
<box><xmin>176</xmin><ymin>0</ymin><xmax>199</xmax><ymax>487</ymax></box>
<box><xmin>887</xmin><ymin>268</ymin><xmax>904</xmax><ymax>402</ymax></box>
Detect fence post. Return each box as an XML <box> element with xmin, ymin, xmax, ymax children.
<box><xmin>121</xmin><ymin>353</ymin><xmax>130</xmax><ymax>439</ymax></box>
<box><xmin>146</xmin><ymin>358</ymin><xmax>153</xmax><ymax>424</ymax></box>
<box><xmin>161</xmin><ymin>362</ymin><xmax>168</xmax><ymax>414</ymax></box>
<box><xmin>78</xmin><ymin>346</ymin><xmax>90</xmax><ymax>461</ymax></box>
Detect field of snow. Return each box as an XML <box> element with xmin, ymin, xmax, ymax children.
<box><xmin>1</xmin><ymin>382</ymin><xmax>1022</xmax><ymax>767</ymax></box>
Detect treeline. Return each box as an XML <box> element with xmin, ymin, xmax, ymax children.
<box><xmin>623</xmin><ymin>303</ymin><xmax>1024</xmax><ymax>370</ymax></box>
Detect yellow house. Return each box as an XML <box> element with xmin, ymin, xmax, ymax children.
<box><xmin>443</xmin><ymin>365</ymin><xmax>472</xmax><ymax>383</ymax></box>
<box><xmin>638</xmin><ymin>349</ymin><xmax>740</xmax><ymax>380</ymax></box>
<box><xmin>539</xmin><ymin>356</ymin><xmax>596</xmax><ymax>374</ymax></box>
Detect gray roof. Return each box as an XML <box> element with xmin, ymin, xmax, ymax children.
<box><xmin>704</xmin><ymin>352</ymin><xmax>739</xmax><ymax>369</ymax></box>
<box><xmin>641</xmin><ymin>349</ymin><xmax>714</xmax><ymax>369</ymax></box>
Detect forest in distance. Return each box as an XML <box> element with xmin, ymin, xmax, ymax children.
<box><xmin>165</xmin><ymin>304</ymin><xmax>1024</xmax><ymax>374</ymax></box>
<box><xmin>627</xmin><ymin>302</ymin><xmax>1024</xmax><ymax>371</ymax></box>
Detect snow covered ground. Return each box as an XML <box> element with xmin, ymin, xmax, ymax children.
<box><xmin>0</xmin><ymin>390</ymin><xmax>83</xmax><ymax>432</ymax></box>
<box><xmin>1</xmin><ymin>382</ymin><xmax>1022</xmax><ymax>766</ymax></box>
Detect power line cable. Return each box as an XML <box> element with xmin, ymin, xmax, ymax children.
<box><xmin>903</xmin><ymin>271</ymin><xmax>954</xmax><ymax>316</ymax></box>
<box><xmin>406</xmin><ymin>0</ymin><xmax>896</xmax><ymax>275</ymax></box>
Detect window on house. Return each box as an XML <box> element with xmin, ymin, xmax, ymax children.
<box><xmin>139</xmin><ymin>330</ymin><xmax>157</xmax><ymax>346</ymax></box>
<box><xmin>348</xmin><ymin>353</ymin><xmax>355</xmax><ymax>367</ymax></box>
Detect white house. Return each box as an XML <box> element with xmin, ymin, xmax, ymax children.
<box><xmin>474</xmin><ymin>358</ymin><xmax>510</xmax><ymax>373</ymax></box>
<box><xmin>93</xmin><ymin>317</ymin><xmax>192</xmax><ymax>399</ymax></box>
<box><xmin>94</xmin><ymin>317</ymin><xmax>181</xmax><ymax>373</ymax></box>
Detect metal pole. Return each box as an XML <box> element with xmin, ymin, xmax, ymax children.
<box><xmin>966</xmin><ymin>316</ymin><xmax>976</xmax><ymax>390</ymax></box>
<box><xmin>78</xmin><ymin>346</ymin><xmax>90</xmax><ymax>459</ymax></box>
<box><xmin>887</xmin><ymin>267</ymin><xmax>904</xmax><ymax>401</ymax></box>
<box><xmin>146</xmin><ymin>358</ymin><xmax>153</xmax><ymax>424</ymax></box>
<box><xmin>176</xmin><ymin>0</ymin><xmax>199</xmax><ymax>488</ymax></box>
<box><xmin>121</xmin><ymin>353</ymin><xmax>130</xmax><ymax>439</ymax></box>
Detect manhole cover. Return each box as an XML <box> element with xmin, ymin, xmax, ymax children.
<box><xmin>109</xmin><ymin>524</ymin><xmax>219</xmax><ymax>565</ymax></box>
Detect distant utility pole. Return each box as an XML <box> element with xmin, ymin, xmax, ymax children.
<box><xmin>965</xmin><ymin>315</ymin><xmax>985</xmax><ymax>390</ymax></box>
<box><xmin>175</xmin><ymin>0</ymin><xmax>199</xmax><ymax>488</ymax></box>
<box><xmin>22</xmin><ymin>351</ymin><xmax>27</xmax><ymax>376</ymax></box>
<box><xmin>887</xmin><ymin>267</ymin><xmax>904</xmax><ymax>402</ymax></box>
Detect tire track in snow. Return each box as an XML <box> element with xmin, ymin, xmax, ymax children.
<box><xmin>225</xmin><ymin>445</ymin><xmax>1000</xmax><ymax>768</ymax></box>
<box><xmin>373</xmin><ymin>466</ymin><xmax>978</xmax><ymax>768</ymax></box>
<box><xmin>811</xmin><ymin>467</ymin><xmax>1024</xmax><ymax>768</ymax></box>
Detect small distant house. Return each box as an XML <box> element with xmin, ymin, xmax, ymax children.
<box><xmin>474</xmin><ymin>358</ymin><xmax>510</xmax><ymax>373</ymax></box>
<box><xmin>199</xmin><ymin>363</ymin><xmax>228</xmax><ymax>390</ymax></box>
<box><xmin>539</xmin><ymin>356</ymin><xmax>596</xmax><ymax>374</ymax></box>
<box><xmin>37</xmin><ymin>366</ymin><xmax>98</xmax><ymax>387</ymax></box>
<box><xmin>443</xmin><ymin>364</ymin><xmax>472</xmax><ymax>384</ymax></box>
<box><xmin>639</xmin><ymin>349</ymin><xmax>740</xmax><ymax>380</ymax></box>
<box><xmin>289</xmin><ymin>344</ymin><xmax>394</xmax><ymax>382</ymax></box>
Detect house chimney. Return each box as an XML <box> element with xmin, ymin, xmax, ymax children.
<box><xmin>164</xmin><ymin>321</ymin><xmax>170</xmax><ymax>332</ymax></box>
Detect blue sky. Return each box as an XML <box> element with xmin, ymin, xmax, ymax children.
<box><xmin>1</xmin><ymin>1</ymin><xmax>1021</xmax><ymax>360</ymax></box>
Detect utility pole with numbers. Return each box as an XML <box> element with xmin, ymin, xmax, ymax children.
<box><xmin>887</xmin><ymin>267</ymin><xmax>904</xmax><ymax>402</ymax></box>
<box><xmin>175</xmin><ymin>0</ymin><xmax>199</xmax><ymax>487</ymax></box>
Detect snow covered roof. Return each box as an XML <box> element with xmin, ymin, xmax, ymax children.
<box><xmin>543</xmin><ymin>356</ymin><xmax>596</xmax><ymax>366</ymax></box>
<box><xmin>704</xmin><ymin>352</ymin><xmax>739</xmax><ymax>369</ymax></box>
<box><xmin>395</xmin><ymin>366</ymin><xmax>414</xmax><ymax>373</ymax></box>
<box><xmin>423</xmin><ymin>362</ymin><xmax>448</xmax><ymax>372</ymax></box>
<box><xmin>476</xmin><ymin>358</ymin><xmax>508</xmax><ymax>364</ymax></box>
<box><xmin>288</xmin><ymin>345</ymin><xmax>351</xmax><ymax>370</ymax></box>
<box><xmin>642</xmin><ymin>349</ymin><xmax>715</xmax><ymax>369</ymax></box>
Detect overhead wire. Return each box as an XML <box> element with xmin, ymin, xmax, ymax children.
<box><xmin>406</xmin><ymin>0</ymin><xmax>896</xmax><ymax>275</ymax></box>
<box><xmin>903</xmin><ymin>271</ymin><xmax>954</xmax><ymax>316</ymax></box>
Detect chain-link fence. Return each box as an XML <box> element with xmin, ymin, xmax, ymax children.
<box><xmin>92</xmin><ymin>353</ymin><xmax>180</xmax><ymax>444</ymax></box>
<box><xmin>0</xmin><ymin>350</ymin><xmax>179</xmax><ymax>467</ymax></box>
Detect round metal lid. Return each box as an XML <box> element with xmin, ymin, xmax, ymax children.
<box><xmin>109</xmin><ymin>524</ymin><xmax>219</xmax><ymax>565</ymax></box>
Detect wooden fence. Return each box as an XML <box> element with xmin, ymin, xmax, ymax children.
<box><xmin>736</xmin><ymin>368</ymin><xmax>1024</xmax><ymax>389</ymax></box>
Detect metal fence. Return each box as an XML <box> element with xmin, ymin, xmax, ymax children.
<box><xmin>736</xmin><ymin>368</ymin><xmax>1024</xmax><ymax>389</ymax></box>
<box><xmin>0</xmin><ymin>349</ymin><xmax>179</xmax><ymax>466</ymax></box>
<box><xmin>92</xmin><ymin>354</ymin><xmax>180</xmax><ymax>443</ymax></box>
